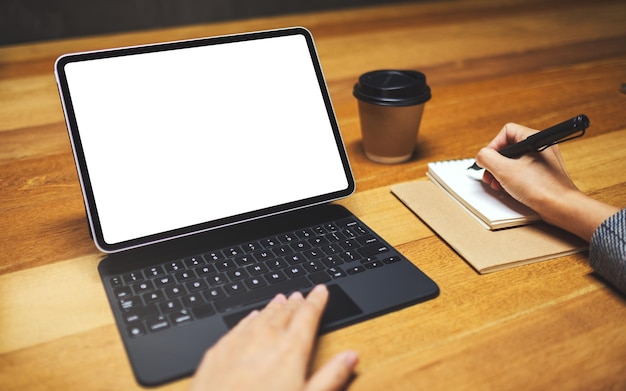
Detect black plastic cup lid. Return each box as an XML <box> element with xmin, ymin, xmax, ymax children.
<box><xmin>353</xmin><ymin>70</ymin><xmax>431</xmax><ymax>107</ymax></box>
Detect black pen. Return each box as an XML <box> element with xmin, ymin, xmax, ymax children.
<box><xmin>468</xmin><ymin>114</ymin><xmax>589</xmax><ymax>171</ymax></box>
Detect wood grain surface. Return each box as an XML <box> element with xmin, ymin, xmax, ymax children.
<box><xmin>1</xmin><ymin>0</ymin><xmax>625</xmax><ymax>389</ymax></box>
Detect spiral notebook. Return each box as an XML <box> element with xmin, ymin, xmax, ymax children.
<box><xmin>426</xmin><ymin>159</ymin><xmax>541</xmax><ymax>230</ymax></box>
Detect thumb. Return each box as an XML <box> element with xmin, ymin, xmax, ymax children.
<box><xmin>475</xmin><ymin>147</ymin><xmax>511</xmax><ymax>191</ymax></box>
<box><xmin>304</xmin><ymin>351</ymin><xmax>359</xmax><ymax>391</ymax></box>
<box><xmin>475</xmin><ymin>147</ymin><xmax>506</xmax><ymax>174</ymax></box>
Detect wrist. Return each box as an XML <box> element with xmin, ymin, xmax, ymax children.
<box><xmin>538</xmin><ymin>189</ymin><xmax>618</xmax><ymax>242</ymax></box>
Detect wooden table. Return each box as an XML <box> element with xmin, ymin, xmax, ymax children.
<box><xmin>2</xmin><ymin>0</ymin><xmax>626</xmax><ymax>389</ymax></box>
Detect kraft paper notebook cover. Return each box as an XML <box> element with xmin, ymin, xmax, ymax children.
<box><xmin>426</xmin><ymin>159</ymin><xmax>541</xmax><ymax>230</ymax></box>
<box><xmin>390</xmin><ymin>180</ymin><xmax>588</xmax><ymax>273</ymax></box>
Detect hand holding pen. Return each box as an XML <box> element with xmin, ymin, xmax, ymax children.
<box><xmin>473</xmin><ymin>114</ymin><xmax>619</xmax><ymax>243</ymax></box>
<box><xmin>468</xmin><ymin>114</ymin><xmax>589</xmax><ymax>171</ymax></box>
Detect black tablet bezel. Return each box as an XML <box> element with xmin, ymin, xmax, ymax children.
<box><xmin>55</xmin><ymin>27</ymin><xmax>355</xmax><ymax>253</ymax></box>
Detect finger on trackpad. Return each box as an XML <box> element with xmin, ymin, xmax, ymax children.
<box><xmin>222</xmin><ymin>284</ymin><xmax>362</xmax><ymax>330</ymax></box>
<box><xmin>320</xmin><ymin>284</ymin><xmax>363</xmax><ymax>328</ymax></box>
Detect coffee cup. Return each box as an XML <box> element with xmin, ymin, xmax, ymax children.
<box><xmin>353</xmin><ymin>70</ymin><xmax>431</xmax><ymax>163</ymax></box>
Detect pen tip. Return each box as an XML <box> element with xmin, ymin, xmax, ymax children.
<box><xmin>465</xmin><ymin>164</ymin><xmax>484</xmax><ymax>180</ymax></box>
<box><xmin>467</xmin><ymin>161</ymin><xmax>481</xmax><ymax>170</ymax></box>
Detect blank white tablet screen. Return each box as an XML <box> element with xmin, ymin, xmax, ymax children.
<box><xmin>63</xmin><ymin>33</ymin><xmax>350</xmax><ymax>246</ymax></box>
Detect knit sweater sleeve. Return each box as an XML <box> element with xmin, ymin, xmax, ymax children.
<box><xmin>589</xmin><ymin>208</ymin><xmax>626</xmax><ymax>295</ymax></box>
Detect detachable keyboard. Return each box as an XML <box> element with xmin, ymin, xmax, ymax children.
<box><xmin>107</xmin><ymin>216</ymin><xmax>401</xmax><ymax>338</ymax></box>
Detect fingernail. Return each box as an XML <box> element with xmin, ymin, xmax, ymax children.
<box><xmin>246</xmin><ymin>309</ymin><xmax>260</xmax><ymax>319</ymax></box>
<box><xmin>312</xmin><ymin>284</ymin><xmax>328</xmax><ymax>293</ymax></box>
<box><xmin>289</xmin><ymin>291</ymin><xmax>304</xmax><ymax>300</ymax></box>
<box><xmin>341</xmin><ymin>351</ymin><xmax>359</xmax><ymax>369</ymax></box>
<box><xmin>271</xmin><ymin>293</ymin><xmax>287</xmax><ymax>304</ymax></box>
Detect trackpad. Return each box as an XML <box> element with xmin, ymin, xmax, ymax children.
<box><xmin>320</xmin><ymin>284</ymin><xmax>363</xmax><ymax>328</ymax></box>
<box><xmin>222</xmin><ymin>284</ymin><xmax>362</xmax><ymax>330</ymax></box>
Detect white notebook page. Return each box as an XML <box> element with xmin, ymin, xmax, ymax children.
<box><xmin>426</xmin><ymin>159</ymin><xmax>540</xmax><ymax>230</ymax></box>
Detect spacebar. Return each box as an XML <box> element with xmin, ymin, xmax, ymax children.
<box><xmin>214</xmin><ymin>276</ymin><xmax>312</xmax><ymax>313</ymax></box>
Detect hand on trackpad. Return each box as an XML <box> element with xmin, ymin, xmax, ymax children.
<box><xmin>222</xmin><ymin>285</ymin><xmax>362</xmax><ymax>331</ymax></box>
<box><xmin>319</xmin><ymin>284</ymin><xmax>363</xmax><ymax>331</ymax></box>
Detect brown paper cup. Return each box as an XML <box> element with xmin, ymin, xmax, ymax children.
<box><xmin>353</xmin><ymin>70</ymin><xmax>431</xmax><ymax>164</ymax></box>
<box><xmin>358</xmin><ymin>100</ymin><xmax>425</xmax><ymax>163</ymax></box>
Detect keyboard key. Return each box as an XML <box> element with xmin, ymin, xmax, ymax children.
<box><xmin>182</xmin><ymin>293</ymin><xmax>205</xmax><ymax>307</ymax></box>
<box><xmin>303</xmin><ymin>260</ymin><xmax>323</xmax><ymax>273</ymax></box>
<box><xmin>308</xmin><ymin>236</ymin><xmax>328</xmax><ymax>246</ymax></box>
<box><xmin>176</xmin><ymin>270</ymin><xmax>195</xmax><ymax>282</ymax></box>
<box><xmin>359</xmin><ymin>243</ymin><xmax>390</xmax><ymax>257</ymax></box>
<box><xmin>155</xmin><ymin>275</ymin><xmax>175</xmax><ymax>288</ymax></box>
<box><xmin>214</xmin><ymin>276</ymin><xmax>311</xmax><ymax>312</ymax></box>
<box><xmin>321</xmin><ymin>244</ymin><xmax>341</xmax><ymax>255</ymax></box>
<box><xmin>216</xmin><ymin>259</ymin><xmax>236</xmax><ymax>272</ymax></box>
<box><xmin>321</xmin><ymin>255</ymin><xmax>343</xmax><ymax>268</ymax></box>
<box><xmin>132</xmin><ymin>280</ymin><xmax>154</xmax><ymax>295</ymax></box>
<box><xmin>204</xmin><ymin>287</ymin><xmax>226</xmax><ymax>301</ymax></box>
<box><xmin>363</xmin><ymin>260</ymin><xmax>384</xmax><ymax>269</ymax></box>
<box><xmin>207</xmin><ymin>273</ymin><xmax>228</xmax><ymax>286</ymax></box>
<box><xmin>273</xmin><ymin>245</ymin><xmax>293</xmax><ymax>256</ymax></box>
<box><xmin>186</xmin><ymin>279</ymin><xmax>208</xmax><ymax>292</ymax></box>
<box><xmin>339</xmin><ymin>239</ymin><xmax>357</xmax><ymax>250</ymax></box>
<box><xmin>292</xmin><ymin>241</ymin><xmax>311</xmax><ymax>251</ymax></box>
<box><xmin>160</xmin><ymin>299</ymin><xmax>182</xmax><ymax>313</ymax></box>
<box><xmin>295</xmin><ymin>229</ymin><xmax>313</xmax><ymax>239</ymax></box>
<box><xmin>119</xmin><ymin>297</ymin><xmax>142</xmax><ymax>310</ymax></box>
<box><xmin>165</xmin><ymin>261</ymin><xmax>184</xmax><ymax>273</ymax></box>
<box><xmin>147</xmin><ymin>315</ymin><xmax>170</xmax><ymax>332</ymax></box>
<box><xmin>327</xmin><ymin>231</ymin><xmax>345</xmax><ymax>242</ymax></box>
<box><xmin>285</xmin><ymin>265</ymin><xmax>306</xmax><ymax>278</ymax></box>
<box><xmin>244</xmin><ymin>276</ymin><xmax>267</xmax><ymax>289</ymax></box>
<box><xmin>266</xmin><ymin>258</ymin><xmax>287</xmax><ymax>270</ymax></box>
<box><xmin>354</xmin><ymin>225</ymin><xmax>368</xmax><ymax>235</ymax></box>
<box><xmin>145</xmin><ymin>265</ymin><xmax>165</xmax><ymax>277</ymax></box>
<box><xmin>123</xmin><ymin>271</ymin><xmax>143</xmax><ymax>284</ymax></box>
<box><xmin>169</xmin><ymin>309</ymin><xmax>192</xmax><ymax>325</ymax></box>
<box><xmin>328</xmin><ymin>267</ymin><xmax>346</xmax><ymax>278</ymax></box>
<box><xmin>123</xmin><ymin>304</ymin><xmax>159</xmax><ymax>323</ymax></box>
<box><xmin>143</xmin><ymin>290</ymin><xmax>165</xmax><ymax>304</ymax></box>
<box><xmin>224</xmin><ymin>282</ymin><xmax>246</xmax><ymax>296</ymax></box>
<box><xmin>324</xmin><ymin>223</ymin><xmax>338</xmax><ymax>232</ymax></box>
<box><xmin>192</xmin><ymin>303</ymin><xmax>216</xmax><ymax>319</ymax></box>
<box><xmin>234</xmin><ymin>255</ymin><xmax>255</xmax><ymax>267</ymax></box>
<box><xmin>384</xmin><ymin>256</ymin><xmax>401</xmax><ymax>264</ymax></box>
<box><xmin>242</xmin><ymin>242</ymin><xmax>261</xmax><ymax>252</ymax></box>
<box><xmin>339</xmin><ymin>251</ymin><xmax>359</xmax><ymax>262</ymax></box>
<box><xmin>227</xmin><ymin>269</ymin><xmax>248</xmax><ymax>281</ymax></box>
<box><xmin>184</xmin><ymin>256</ymin><xmax>204</xmax><ymax>268</ymax></box>
<box><xmin>357</xmin><ymin>235</ymin><xmax>379</xmax><ymax>246</ymax></box>
<box><xmin>113</xmin><ymin>286</ymin><xmax>132</xmax><ymax>299</ymax></box>
<box><xmin>225</xmin><ymin>247</ymin><xmax>242</xmax><ymax>257</ymax></box>
<box><xmin>205</xmin><ymin>251</ymin><xmax>223</xmax><ymax>262</ymax></box>
<box><xmin>110</xmin><ymin>276</ymin><xmax>123</xmax><ymax>288</ymax></box>
<box><xmin>253</xmin><ymin>250</ymin><xmax>272</xmax><ymax>262</ymax></box>
<box><xmin>196</xmin><ymin>264</ymin><xmax>216</xmax><ymax>276</ymax></box>
<box><xmin>343</xmin><ymin>228</ymin><xmax>358</xmax><ymax>238</ymax></box>
<box><xmin>309</xmin><ymin>271</ymin><xmax>331</xmax><ymax>284</ymax></box>
<box><xmin>346</xmin><ymin>265</ymin><xmax>366</xmax><ymax>274</ymax></box>
<box><xmin>278</xmin><ymin>233</ymin><xmax>296</xmax><ymax>243</ymax></box>
<box><xmin>312</xmin><ymin>225</ymin><xmax>326</xmax><ymax>235</ymax></box>
<box><xmin>265</xmin><ymin>270</ymin><xmax>287</xmax><ymax>284</ymax></box>
<box><xmin>303</xmin><ymin>249</ymin><xmax>323</xmax><ymax>260</ymax></box>
<box><xmin>261</xmin><ymin>237</ymin><xmax>278</xmax><ymax>247</ymax></box>
<box><xmin>164</xmin><ymin>284</ymin><xmax>186</xmax><ymax>298</ymax></box>
<box><xmin>247</xmin><ymin>263</ymin><xmax>268</xmax><ymax>275</ymax></box>
<box><xmin>127</xmin><ymin>324</ymin><xmax>146</xmax><ymax>337</ymax></box>
<box><xmin>286</xmin><ymin>254</ymin><xmax>304</xmax><ymax>264</ymax></box>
